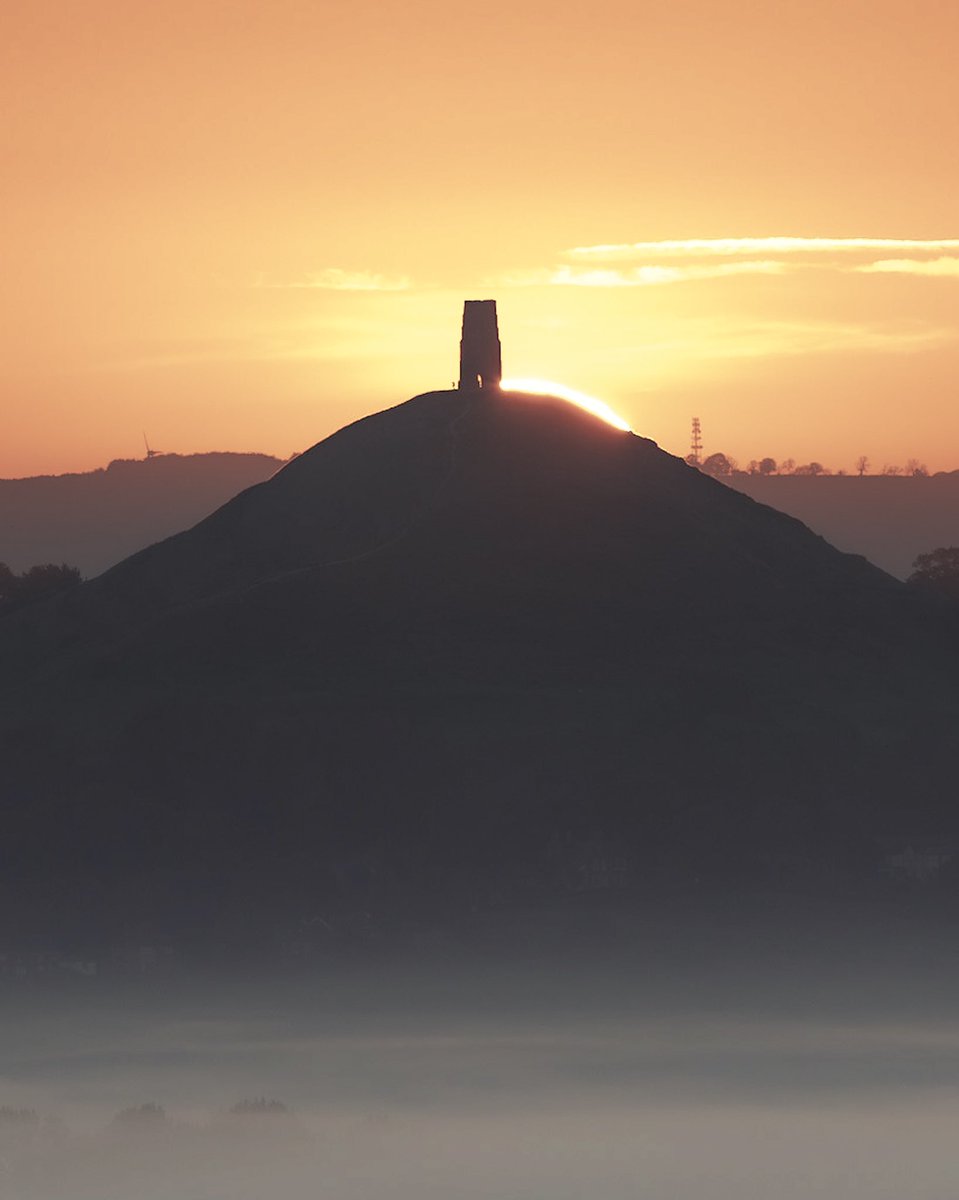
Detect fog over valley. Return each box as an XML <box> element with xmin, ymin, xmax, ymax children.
<box><xmin>4</xmin><ymin>940</ymin><xmax>959</xmax><ymax>1199</ymax></box>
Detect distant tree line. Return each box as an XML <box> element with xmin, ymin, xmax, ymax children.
<box><xmin>0</xmin><ymin>562</ymin><xmax>81</xmax><ymax>614</ymax></box>
<box><xmin>1</xmin><ymin>1097</ymin><xmax>292</xmax><ymax>1137</ymax></box>
<box><xmin>0</xmin><ymin>1095</ymin><xmax>304</xmax><ymax>1197</ymax></box>
<box><xmin>688</xmin><ymin>453</ymin><xmax>929</xmax><ymax>478</ymax></box>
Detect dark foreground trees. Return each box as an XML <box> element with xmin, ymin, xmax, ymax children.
<box><xmin>908</xmin><ymin>547</ymin><xmax>959</xmax><ymax>601</ymax></box>
<box><xmin>0</xmin><ymin>562</ymin><xmax>81</xmax><ymax>614</ymax></box>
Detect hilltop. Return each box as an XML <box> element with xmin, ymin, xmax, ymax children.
<box><xmin>1</xmin><ymin>389</ymin><xmax>957</xmax><ymax>943</ymax></box>
<box><xmin>0</xmin><ymin>452</ymin><xmax>284</xmax><ymax>578</ymax></box>
<box><xmin>7</xmin><ymin>448</ymin><xmax>956</xmax><ymax>588</ymax></box>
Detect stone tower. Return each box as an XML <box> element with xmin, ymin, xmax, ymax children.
<box><xmin>458</xmin><ymin>300</ymin><xmax>502</xmax><ymax>390</ymax></box>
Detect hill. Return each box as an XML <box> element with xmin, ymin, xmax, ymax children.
<box><xmin>0</xmin><ymin>452</ymin><xmax>284</xmax><ymax>578</ymax></box>
<box><xmin>725</xmin><ymin>472</ymin><xmax>959</xmax><ymax>580</ymax></box>
<box><xmin>1</xmin><ymin>389</ymin><xmax>957</xmax><ymax>944</ymax></box>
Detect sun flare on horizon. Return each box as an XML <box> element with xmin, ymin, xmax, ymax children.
<box><xmin>500</xmin><ymin>378</ymin><xmax>633</xmax><ymax>433</ymax></box>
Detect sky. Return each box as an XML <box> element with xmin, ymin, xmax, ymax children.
<box><xmin>3</xmin><ymin>0</ymin><xmax>959</xmax><ymax>477</ymax></box>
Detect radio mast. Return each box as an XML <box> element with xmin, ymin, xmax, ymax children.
<box><xmin>689</xmin><ymin>417</ymin><xmax>703</xmax><ymax>466</ymax></box>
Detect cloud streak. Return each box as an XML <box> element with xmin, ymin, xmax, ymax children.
<box><xmin>549</xmin><ymin>261</ymin><xmax>789</xmax><ymax>287</ymax></box>
<box><xmin>856</xmin><ymin>256</ymin><xmax>959</xmax><ymax>277</ymax></box>
<box><xmin>493</xmin><ymin>238</ymin><xmax>959</xmax><ymax>291</ymax></box>
<box><xmin>566</xmin><ymin>237</ymin><xmax>959</xmax><ymax>261</ymax></box>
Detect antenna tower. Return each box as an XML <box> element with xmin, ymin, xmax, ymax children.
<box><xmin>690</xmin><ymin>417</ymin><xmax>703</xmax><ymax>465</ymax></box>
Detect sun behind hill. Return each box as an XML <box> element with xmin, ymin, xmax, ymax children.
<box><xmin>501</xmin><ymin>378</ymin><xmax>632</xmax><ymax>432</ymax></box>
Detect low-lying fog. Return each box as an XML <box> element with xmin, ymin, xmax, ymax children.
<box><xmin>4</xmin><ymin>939</ymin><xmax>959</xmax><ymax>1199</ymax></box>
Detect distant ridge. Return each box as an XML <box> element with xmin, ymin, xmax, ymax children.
<box><xmin>0</xmin><ymin>451</ymin><xmax>284</xmax><ymax>578</ymax></box>
<box><xmin>724</xmin><ymin>472</ymin><xmax>959</xmax><ymax>580</ymax></box>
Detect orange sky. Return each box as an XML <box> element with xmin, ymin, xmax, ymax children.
<box><xmin>3</xmin><ymin>0</ymin><xmax>958</xmax><ymax>476</ymax></box>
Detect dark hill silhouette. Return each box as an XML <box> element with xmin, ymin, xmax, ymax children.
<box><xmin>0</xmin><ymin>452</ymin><xmax>284</xmax><ymax>579</ymax></box>
<box><xmin>1</xmin><ymin>390</ymin><xmax>957</xmax><ymax>943</ymax></box>
<box><xmin>725</xmin><ymin>472</ymin><xmax>959</xmax><ymax>580</ymax></box>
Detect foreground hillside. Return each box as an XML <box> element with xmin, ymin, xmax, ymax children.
<box><xmin>725</xmin><ymin>472</ymin><xmax>959</xmax><ymax>579</ymax></box>
<box><xmin>0</xmin><ymin>452</ymin><xmax>284</xmax><ymax>577</ymax></box>
<box><xmin>1</xmin><ymin>390</ymin><xmax>957</xmax><ymax>943</ymax></box>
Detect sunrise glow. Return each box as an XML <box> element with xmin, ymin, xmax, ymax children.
<box><xmin>3</xmin><ymin>0</ymin><xmax>959</xmax><ymax>476</ymax></box>
<box><xmin>501</xmin><ymin>378</ymin><xmax>632</xmax><ymax>432</ymax></box>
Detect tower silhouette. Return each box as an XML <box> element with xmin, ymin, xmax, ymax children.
<box><xmin>458</xmin><ymin>300</ymin><xmax>502</xmax><ymax>390</ymax></box>
<box><xmin>690</xmin><ymin>417</ymin><xmax>702</xmax><ymax>466</ymax></box>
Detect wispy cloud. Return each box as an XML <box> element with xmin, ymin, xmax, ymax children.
<box><xmin>566</xmin><ymin>237</ymin><xmax>959</xmax><ymax>261</ymax></box>
<box><xmin>856</xmin><ymin>256</ymin><xmax>959</xmax><ymax>277</ymax></box>
<box><xmin>493</xmin><ymin>238</ymin><xmax>959</xmax><ymax>291</ymax></box>
<box><xmin>257</xmin><ymin>268</ymin><xmax>411</xmax><ymax>291</ymax></box>
<box><xmin>549</xmin><ymin>261</ymin><xmax>789</xmax><ymax>287</ymax></box>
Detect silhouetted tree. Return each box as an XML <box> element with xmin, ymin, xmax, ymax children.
<box><xmin>856</xmin><ymin>455</ymin><xmax>869</xmax><ymax>477</ymax></box>
<box><xmin>230</xmin><ymin>1098</ymin><xmax>290</xmax><ymax>1116</ymax></box>
<box><xmin>0</xmin><ymin>1106</ymin><xmax>40</xmax><ymax>1151</ymax></box>
<box><xmin>793</xmin><ymin>462</ymin><xmax>825</xmax><ymax>476</ymax></box>
<box><xmin>905</xmin><ymin>459</ymin><xmax>929</xmax><ymax>477</ymax></box>
<box><xmin>779</xmin><ymin>458</ymin><xmax>795</xmax><ymax>475</ymax></box>
<box><xmin>759</xmin><ymin>457</ymin><xmax>777</xmax><ymax>475</ymax></box>
<box><xmin>908</xmin><ymin>548</ymin><xmax>959</xmax><ymax>601</ymax></box>
<box><xmin>0</xmin><ymin>563</ymin><xmax>15</xmax><ymax>607</ymax></box>
<box><xmin>702</xmin><ymin>452</ymin><xmax>735</xmax><ymax>477</ymax></box>
<box><xmin>0</xmin><ymin>562</ymin><xmax>80</xmax><ymax>614</ymax></box>
<box><xmin>112</xmin><ymin>1103</ymin><xmax>166</xmax><ymax>1126</ymax></box>
<box><xmin>881</xmin><ymin>464</ymin><xmax>902</xmax><ymax>476</ymax></box>
<box><xmin>0</xmin><ymin>1107</ymin><xmax>39</xmax><ymax>1126</ymax></box>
